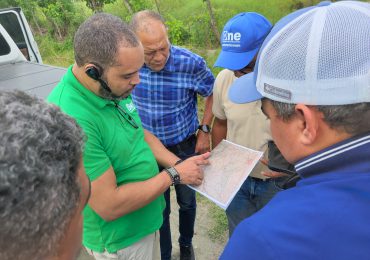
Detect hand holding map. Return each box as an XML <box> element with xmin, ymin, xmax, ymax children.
<box><xmin>188</xmin><ymin>140</ymin><xmax>263</xmax><ymax>209</ymax></box>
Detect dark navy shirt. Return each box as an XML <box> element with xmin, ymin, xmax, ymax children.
<box><xmin>221</xmin><ymin>133</ymin><xmax>370</xmax><ymax>260</ymax></box>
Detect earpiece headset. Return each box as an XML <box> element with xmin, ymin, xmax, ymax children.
<box><xmin>85</xmin><ymin>63</ymin><xmax>112</xmax><ymax>93</ymax></box>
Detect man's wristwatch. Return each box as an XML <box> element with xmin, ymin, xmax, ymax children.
<box><xmin>165</xmin><ymin>166</ymin><xmax>181</xmax><ymax>186</ymax></box>
<box><xmin>198</xmin><ymin>124</ymin><xmax>211</xmax><ymax>133</ymax></box>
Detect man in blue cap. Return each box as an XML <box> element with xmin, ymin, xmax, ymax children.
<box><xmin>221</xmin><ymin>1</ymin><xmax>370</xmax><ymax>259</ymax></box>
<box><xmin>212</xmin><ymin>12</ymin><xmax>295</xmax><ymax>236</ymax></box>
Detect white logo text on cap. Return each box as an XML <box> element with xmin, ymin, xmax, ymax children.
<box><xmin>223</xmin><ymin>31</ymin><xmax>241</xmax><ymax>42</ymax></box>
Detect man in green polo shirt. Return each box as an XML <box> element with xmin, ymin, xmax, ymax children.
<box><xmin>48</xmin><ymin>13</ymin><xmax>209</xmax><ymax>260</ymax></box>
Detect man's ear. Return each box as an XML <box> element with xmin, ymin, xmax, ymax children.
<box><xmin>295</xmin><ymin>104</ymin><xmax>320</xmax><ymax>145</ymax></box>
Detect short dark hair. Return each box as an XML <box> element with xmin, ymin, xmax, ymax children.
<box><xmin>267</xmin><ymin>98</ymin><xmax>370</xmax><ymax>135</ymax></box>
<box><xmin>74</xmin><ymin>13</ymin><xmax>140</xmax><ymax>68</ymax></box>
<box><xmin>0</xmin><ymin>91</ymin><xmax>84</xmax><ymax>260</ymax></box>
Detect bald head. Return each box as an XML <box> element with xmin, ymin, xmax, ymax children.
<box><xmin>130</xmin><ymin>10</ymin><xmax>166</xmax><ymax>34</ymax></box>
<box><xmin>130</xmin><ymin>10</ymin><xmax>170</xmax><ymax>72</ymax></box>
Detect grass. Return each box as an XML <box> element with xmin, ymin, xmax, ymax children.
<box><xmin>36</xmin><ymin>35</ymin><xmax>74</xmax><ymax>67</ymax></box>
<box><xmin>196</xmin><ymin>193</ymin><xmax>228</xmax><ymax>243</ymax></box>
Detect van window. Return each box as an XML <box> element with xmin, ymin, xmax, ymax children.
<box><xmin>0</xmin><ymin>33</ymin><xmax>11</xmax><ymax>55</ymax></box>
<box><xmin>0</xmin><ymin>12</ymin><xmax>29</xmax><ymax>60</ymax></box>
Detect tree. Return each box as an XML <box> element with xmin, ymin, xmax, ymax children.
<box><xmin>122</xmin><ymin>0</ymin><xmax>133</xmax><ymax>14</ymax></box>
<box><xmin>203</xmin><ymin>0</ymin><xmax>220</xmax><ymax>46</ymax></box>
<box><xmin>153</xmin><ymin>0</ymin><xmax>161</xmax><ymax>15</ymax></box>
<box><xmin>37</xmin><ymin>0</ymin><xmax>76</xmax><ymax>39</ymax></box>
<box><xmin>127</xmin><ymin>0</ymin><xmax>153</xmax><ymax>12</ymax></box>
<box><xmin>24</xmin><ymin>0</ymin><xmax>42</xmax><ymax>35</ymax></box>
<box><xmin>84</xmin><ymin>0</ymin><xmax>116</xmax><ymax>13</ymax></box>
<box><xmin>0</xmin><ymin>0</ymin><xmax>43</xmax><ymax>35</ymax></box>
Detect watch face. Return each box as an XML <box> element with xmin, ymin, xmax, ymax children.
<box><xmin>199</xmin><ymin>125</ymin><xmax>210</xmax><ymax>133</ymax></box>
<box><xmin>167</xmin><ymin>167</ymin><xmax>181</xmax><ymax>185</ymax></box>
<box><xmin>173</xmin><ymin>175</ymin><xmax>181</xmax><ymax>185</ymax></box>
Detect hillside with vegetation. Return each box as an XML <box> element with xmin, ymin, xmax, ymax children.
<box><xmin>1</xmin><ymin>0</ymin><xmax>325</xmax><ymax>71</ymax></box>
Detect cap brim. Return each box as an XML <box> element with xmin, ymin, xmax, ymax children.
<box><xmin>229</xmin><ymin>72</ymin><xmax>263</xmax><ymax>104</ymax></box>
<box><xmin>214</xmin><ymin>48</ymin><xmax>259</xmax><ymax>70</ymax></box>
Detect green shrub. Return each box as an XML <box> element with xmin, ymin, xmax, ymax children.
<box><xmin>128</xmin><ymin>0</ymin><xmax>153</xmax><ymax>12</ymax></box>
<box><xmin>166</xmin><ymin>17</ymin><xmax>190</xmax><ymax>46</ymax></box>
<box><xmin>104</xmin><ymin>1</ymin><xmax>130</xmax><ymax>21</ymax></box>
<box><xmin>35</xmin><ymin>34</ymin><xmax>74</xmax><ymax>67</ymax></box>
<box><xmin>187</xmin><ymin>12</ymin><xmax>218</xmax><ymax>48</ymax></box>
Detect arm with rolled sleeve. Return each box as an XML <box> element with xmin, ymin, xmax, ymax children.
<box><xmin>193</xmin><ymin>57</ymin><xmax>215</xmax><ymax>154</ymax></box>
<box><xmin>85</xmin><ymin>122</ymin><xmax>209</xmax><ymax>221</ymax></box>
<box><xmin>211</xmin><ymin>69</ymin><xmax>230</xmax><ymax>148</ymax></box>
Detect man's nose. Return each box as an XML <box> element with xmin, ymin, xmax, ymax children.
<box><xmin>130</xmin><ymin>72</ymin><xmax>140</xmax><ymax>85</ymax></box>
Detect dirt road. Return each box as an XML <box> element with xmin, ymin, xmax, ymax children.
<box><xmin>166</xmin><ymin>188</ymin><xmax>228</xmax><ymax>259</ymax></box>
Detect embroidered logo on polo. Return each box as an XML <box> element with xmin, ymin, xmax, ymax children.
<box><xmin>222</xmin><ymin>31</ymin><xmax>242</xmax><ymax>47</ymax></box>
<box><xmin>264</xmin><ymin>83</ymin><xmax>292</xmax><ymax>101</ymax></box>
<box><xmin>125</xmin><ymin>101</ymin><xmax>136</xmax><ymax>113</ymax></box>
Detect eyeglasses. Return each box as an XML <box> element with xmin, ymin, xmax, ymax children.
<box><xmin>114</xmin><ymin>102</ymin><xmax>138</xmax><ymax>129</ymax></box>
<box><xmin>236</xmin><ymin>59</ymin><xmax>256</xmax><ymax>76</ymax></box>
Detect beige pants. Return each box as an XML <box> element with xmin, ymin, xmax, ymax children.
<box><xmin>86</xmin><ymin>232</ymin><xmax>160</xmax><ymax>260</ymax></box>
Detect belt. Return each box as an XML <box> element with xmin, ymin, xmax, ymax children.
<box><xmin>166</xmin><ymin>134</ymin><xmax>196</xmax><ymax>150</ymax></box>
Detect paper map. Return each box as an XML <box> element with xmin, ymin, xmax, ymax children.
<box><xmin>189</xmin><ymin>140</ymin><xmax>263</xmax><ymax>210</ymax></box>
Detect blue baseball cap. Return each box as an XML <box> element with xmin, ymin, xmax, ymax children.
<box><xmin>214</xmin><ymin>12</ymin><xmax>272</xmax><ymax>71</ymax></box>
<box><xmin>229</xmin><ymin>1</ymin><xmax>370</xmax><ymax>105</ymax></box>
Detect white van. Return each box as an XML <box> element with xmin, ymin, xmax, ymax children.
<box><xmin>0</xmin><ymin>7</ymin><xmax>66</xmax><ymax>99</ymax></box>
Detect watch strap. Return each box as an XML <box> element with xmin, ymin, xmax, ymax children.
<box><xmin>198</xmin><ymin>124</ymin><xmax>211</xmax><ymax>133</ymax></box>
<box><xmin>164</xmin><ymin>166</ymin><xmax>181</xmax><ymax>186</ymax></box>
<box><xmin>175</xmin><ymin>159</ymin><xmax>183</xmax><ymax>165</ymax></box>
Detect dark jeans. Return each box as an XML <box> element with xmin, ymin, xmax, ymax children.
<box><xmin>226</xmin><ymin>141</ymin><xmax>299</xmax><ymax>237</ymax></box>
<box><xmin>160</xmin><ymin>135</ymin><xmax>197</xmax><ymax>260</ymax></box>
<box><xmin>226</xmin><ymin>177</ymin><xmax>283</xmax><ymax>236</ymax></box>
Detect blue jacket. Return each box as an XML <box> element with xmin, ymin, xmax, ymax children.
<box><xmin>221</xmin><ymin>133</ymin><xmax>370</xmax><ymax>260</ymax></box>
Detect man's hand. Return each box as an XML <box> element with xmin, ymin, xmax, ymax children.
<box><xmin>261</xmin><ymin>170</ymin><xmax>288</xmax><ymax>178</ymax></box>
<box><xmin>195</xmin><ymin>131</ymin><xmax>211</xmax><ymax>154</ymax></box>
<box><xmin>260</xmin><ymin>158</ymin><xmax>288</xmax><ymax>178</ymax></box>
<box><xmin>175</xmin><ymin>152</ymin><xmax>210</xmax><ymax>186</ymax></box>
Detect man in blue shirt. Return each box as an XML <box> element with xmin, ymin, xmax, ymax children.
<box><xmin>221</xmin><ymin>1</ymin><xmax>370</xmax><ymax>259</ymax></box>
<box><xmin>130</xmin><ymin>10</ymin><xmax>214</xmax><ymax>260</ymax></box>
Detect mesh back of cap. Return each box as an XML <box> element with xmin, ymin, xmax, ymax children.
<box><xmin>257</xmin><ymin>1</ymin><xmax>370</xmax><ymax>105</ymax></box>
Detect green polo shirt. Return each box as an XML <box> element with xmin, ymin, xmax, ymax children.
<box><xmin>48</xmin><ymin>66</ymin><xmax>165</xmax><ymax>253</ymax></box>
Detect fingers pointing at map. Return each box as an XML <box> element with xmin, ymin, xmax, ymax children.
<box><xmin>174</xmin><ymin>152</ymin><xmax>211</xmax><ymax>185</ymax></box>
<box><xmin>190</xmin><ymin>140</ymin><xmax>263</xmax><ymax>209</ymax></box>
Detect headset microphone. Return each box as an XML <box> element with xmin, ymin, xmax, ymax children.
<box><xmin>96</xmin><ymin>78</ymin><xmax>112</xmax><ymax>93</ymax></box>
<box><xmin>85</xmin><ymin>64</ymin><xmax>112</xmax><ymax>93</ymax></box>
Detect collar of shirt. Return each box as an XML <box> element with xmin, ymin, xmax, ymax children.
<box><xmin>294</xmin><ymin>132</ymin><xmax>370</xmax><ymax>179</ymax></box>
<box><xmin>66</xmin><ymin>65</ymin><xmax>119</xmax><ymax>109</ymax></box>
